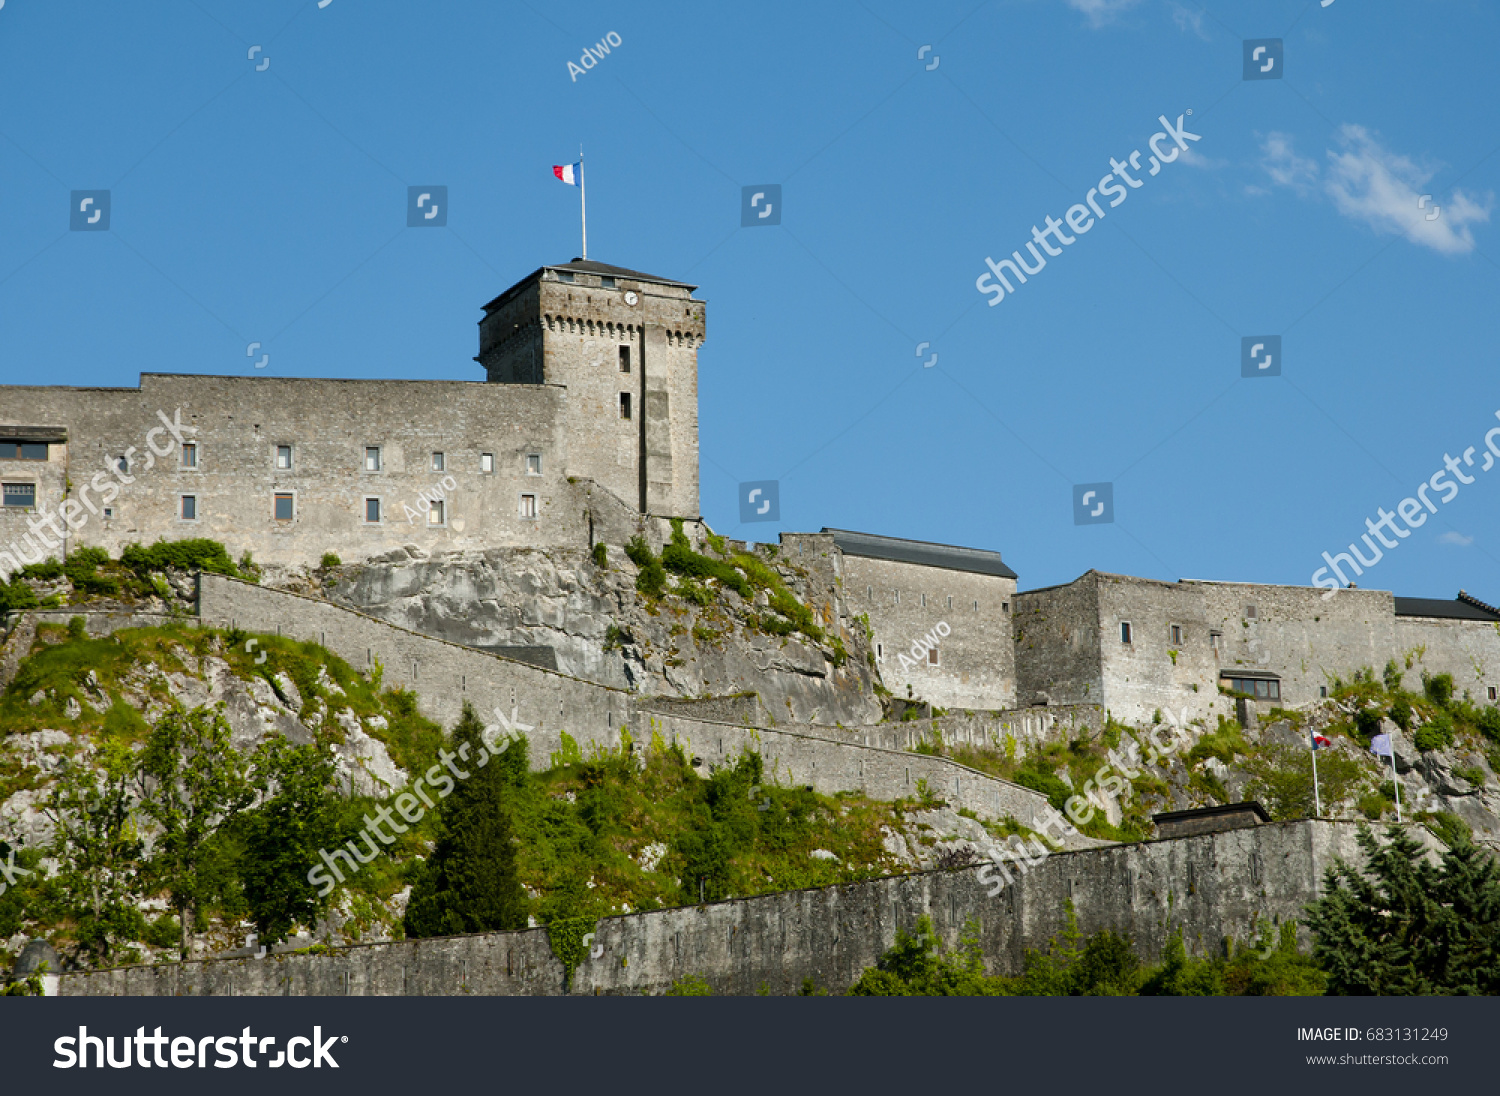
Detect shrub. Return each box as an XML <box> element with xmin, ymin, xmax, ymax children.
<box><xmin>319</xmin><ymin>553</ymin><xmax>342</xmax><ymax>570</ymax></box>
<box><xmin>591</xmin><ymin>542</ymin><xmax>607</xmax><ymax>569</ymax></box>
<box><xmin>1382</xmin><ymin>659</ymin><xmax>1404</xmax><ymax>691</ymax></box>
<box><xmin>1014</xmin><ymin>767</ymin><xmax>1071</xmax><ymax>812</ymax></box>
<box><xmin>1413</xmin><ymin>711</ymin><xmax>1455</xmax><ymax>752</ymax></box>
<box><xmin>66</xmin><ymin>616</ymin><xmax>88</xmax><ymax>642</ymax></box>
<box><xmin>624</xmin><ymin>536</ymin><xmax>666</xmax><ymax>598</ymax></box>
<box><xmin>1423</xmin><ymin>672</ymin><xmax>1454</xmax><ymax>707</ymax></box>
<box><xmin>1477</xmin><ymin>705</ymin><xmax>1500</xmax><ymax>742</ymax></box>
<box><xmin>1389</xmin><ymin>697</ymin><xmax>1413</xmax><ymax>731</ymax></box>
<box><xmin>666</xmin><ymin>973</ymin><xmax>713</xmax><ymax>996</ymax></box>
<box><xmin>120</xmin><ymin>539</ymin><xmax>241</xmax><ymax>578</ymax></box>
<box><xmin>661</xmin><ymin>520</ymin><xmax>752</xmax><ymax>598</ymax></box>
<box><xmin>1353</xmin><ymin>708</ymin><xmax>1381</xmax><ymax>744</ymax></box>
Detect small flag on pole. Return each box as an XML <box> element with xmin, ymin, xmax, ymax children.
<box><xmin>1310</xmin><ymin>730</ymin><xmax>1332</xmax><ymax>750</ymax></box>
<box><xmin>1370</xmin><ymin>733</ymin><xmax>1392</xmax><ymax>757</ymax></box>
<box><xmin>553</xmin><ymin>162</ymin><xmax>581</xmax><ymax>186</ymax></box>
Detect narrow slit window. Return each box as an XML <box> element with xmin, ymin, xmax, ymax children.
<box><xmin>428</xmin><ymin>500</ymin><xmax>445</xmax><ymax>526</ymax></box>
<box><xmin>277</xmin><ymin>445</ymin><xmax>293</xmax><ymax>470</ymax></box>
<box><xmin>1169</xmin><ymin>624</ymin><xmax>1183</xmax><ymax>645</ymax></box>
<box><xmin>1120</xmin><ymin>622</ymin><xmax>1132</xmax><ymax>644</ymax></box>
<box><xmin>180</xmin><ymin>495</ymin><xmax>197</xmax><ymax>521</ymax></box>
<box><xmin>365</xmin><ymin>447</ymin><xmax>381</xmax><ymax>472</ymax></box>
<box><xmin>432</xmin><ymin>452</ymin><xmax>445</xmax><ymax>472</ymax></box>
<box><xmin>181</xmin><ymin>443</ymin><xmax>197</xmax><ymax>468</ymax></box>
<box><xmin>927</xmin><ymin>647</ymin><xmax>939</xmax><ymax>666</ymax></box>
<box><xmin>365</xmin><ymin>497</ymin><xmax>381</xmax><ymax>523</ymax></box>
<box><xmin>619</xmin><ymin>393</ymin><xmax>631</xmax><ymax>419</ymax></box>
<box><xmin>619</xmin><ymin>345</ymin><xmax>630</xmax><ymax>373</ymax></box>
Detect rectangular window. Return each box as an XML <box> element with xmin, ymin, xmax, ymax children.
<box><xmin>115</xmin><ymin>455</ymin><xmax>128</xmax><ymax>474</ymax></box>
<box><xmin>947</xmin><ymin>596</ymin><xmax>952</xmax><ymax>610</ymax></box>
<box><xmin>364</xmin><ymin>497</ymin><xmax>381</xmax><ymax>524</ymax></box>
<box><xmin>927</xmin><ymin>647</ymin><xmax>939</xmax><ymax>666</ymax></box>
<box><xmin>876</xmin><ymin>643</ymin><xmax>883</xmax><ymax>662</ymax></box>
<box><xmin>0</xmin><ymin>441</ymin><xmax>48</xmax><ymax>461</ymax></box>
<box><xmin>365</xmin><ymin>447</ymin><xmax>381</xmax><ymax>472</ymax></box>
<box><xmin>180</xmin><ymin>495</ymin><xmax>197</xmax><ymax>521</ymax></box>
<box><xmin>619</xmin><ymin>345</ymin><xmax>630</xmax><ymax>373</ymax></box>
<box><xmin>1490</xmin><ymin>686</ymin><xmax>1497</xmax><ymax>701</ymax></box>
<box><xmin>274</xmin><ymin>493</ymin><xmax>294</xmax><ymax>521</ymax></box>
<box><xmin>557</xmin><ymin>271</ymin><xmax>574</xmax><ymax>283</ymax></box>
<box><xmin>1002</xmin><ymin>602</ymin><xmax>1009</xmax><ymax>612</ymax></box>
<box><xmin>2</xmin><ymin>483</ymin><xmax>36</xmax><ymax>509</ymax></box>
<box><xmin>1120</xmin><ymin>622</ymin><xmax>1132</xmax><ymax>644</ymax></box>
<box><xmin>103</xmin><ymin>507</ymin><xmax>114</xmax><ymax>520</ymax></box>
<box><xmin>1229</xmin><ymin>677</ymin><xmax>1281</xmax><ymax>701</ymax></box>
<box><xmin>526</xmin><ymin>454</ymin><xmax>542</xmax><ymax>476</ymax></box>
<box><xmin>866</xmin><ymin>585</ymin><xmax>872</xmax><ymax>599</ymax></box>
<box><xmin>1320</xmin><ymin>686</ymin><xmax>1328</xmax><ymax>699</ymax></box>
<box><xmin>428</xmin><ymin>500</ymin><xmax>444</xmax><ymax>526</ymax></box>
<box><xmin>1210</xmin><ymin>630</ymin><xmax>1222</xmax><ymax>650</ymax></box>
<box><xmin>1169</xmin><ymin>624</ymin><xmax>1183</xmax><ymax>646</ymax></box>
<box><xmin>619</xmin><ymin>393</ymin><xmax>631</xmax><ymax>419</ymax></box>
<box><xmin>277</xmin><ymin>445</ymin><xmax>293</xmax><ymax>470</ymax></box>
<box><xmin>432</xmin><ymin>452</ymin><xmax>445</xmax><ymax>472</ymax></box>
<box><xmin>1245</xmin><ymin>604</ymin><xmax>1257</xmax><ymax>619</ymax></box>
<box><xmin>600</xmin><ymin>276</ymin><xmax>616</xmax><ymax>288</ymax></box>
<box><xmin>480</xmin><ymin>453</ymin><xmax>495</xmax><ymax>474</ymax></box>
<box><xmin>520</xmin><ymin>494</ymin><xmax>538</xmax><ymax>519</ymax></box>
<box><xmin>181</xmin><ymin>443</ymin><xmax>197</xmax><ymax>469</ymax></box>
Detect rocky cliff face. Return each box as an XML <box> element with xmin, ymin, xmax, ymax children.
<box><xmin>326</xmin><ymin>541</ymin><xmax>883</xmax><ymax>727</ymax></box>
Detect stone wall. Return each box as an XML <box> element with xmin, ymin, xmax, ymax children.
<box><xmin>1016</xmin><ymin>571</ymin><xmax>1500</xmax><ymax>727</ymax></box>
<box><xmin>195</xmin><ymin>575</ymin><xmax>1048</xmax><ymax>823</ymax></box>
<box><xmin>845</xmin><ymin>703</ymin><xmax>1107</xmax><ymax>756</ymax></box>
<box><xmin>832</xmin><ymin>547</ymin><xmax>1017</xmax><ymax>711</ymax></box>
<box><xmin>56</xmin><ymin>819</ymin><xmax>1369</xmax><ymax>996</ymax></box>
<box><xmin>0</xmin><ymin>375</ymin><xmax>609</xmax><ymax>572</ymax></box>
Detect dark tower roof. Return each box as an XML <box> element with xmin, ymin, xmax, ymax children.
<box><xmin>822</xmin><ymin>528</ymin><xmax>1018</xmax><ymax>579</ymax></box>
<box><xmin>1394</xmin><ymin>592</ymin><xmax>1500</xmax><ymax>621</ymax></box>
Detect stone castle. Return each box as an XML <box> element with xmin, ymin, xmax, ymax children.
<box><xmin>2</xmin><ymin>257</ymin><xmax>1497</xmax><ymax>725</ymax></box>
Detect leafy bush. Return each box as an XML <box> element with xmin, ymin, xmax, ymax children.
<box><xmin>120</xmin><ymin>539</ymin><xmax>241</xmax><ymax>578</ymax></box>
<box><xmin>1243</xmin><ymin>741</ymin><xmax>1366</xmax><ymax>820</ymax></box>
<box><xmin>66</xmin><ymin>616</ymin><xmax>88</xmax><ymax>642</ymax></box>
<box><xmin>1389</xmin><ymin>697</ymin><xmax>1413</xmax><ymax>731</ymax></box>
<box><xmin>591</xmin><ymin>542</ymin><xmax>607</xmax><ymax>569</ymax></box>
<box><xmin>1413</xmin><ymin>711</ymin><xmax>1455</xmax><ymax>752</ymax></box>
<box><xmin>624</xmin><ymin>536</ymin><xmax>666</xmax><ymax>598</ymax></box>
<box><xmin>661</xmin><ymin>520</ymin><xmax>751</xmax><ymax>598</ymax></box>
<box><xmin>319</xmin><ymin>553</ymin><xmax>342</xmax><ymax>570</ymax></box>
<box><xmin>1353</xmin><ymin>708</ymin><xmax>1382</xmax><ymax>743</ymax></box>
<box><xmin>666</xmin><ymin>973</ymin><xmax>713</xmax><ymax>996</ymax></box>
<box><xmin>1013</xmin><ymin>767</ymin><xmax>1071</xmax><ymax>812</ymax></box>
<box><xmin>1423</xmin><ymin>672</ymin><xmax>1454</xmax><ymax>707</ymax></box>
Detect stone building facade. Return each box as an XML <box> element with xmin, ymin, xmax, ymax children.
<box><xmin>781</xmin><ymin>528</ymin><xmax>1019</xmax><ymax>711</ymax></box>
<box><xmin>1015</xmin><ymin>570</ymin><xmax>1500</xmax><ymax>726</ymax></box>
<box><xmin>0</xmin><ymin>260</ymin><xmax>704</xmax><ymax>576</ymax></box>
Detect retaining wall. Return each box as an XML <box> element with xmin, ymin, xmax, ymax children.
<box><xmin>195</xmin><ymin>574</ymin><xmax>1049</xmax><ymax>825</ymax></box>
<box><xmin>56</xmin><ymin>819</ymin><xmax>1366</xmax><ymax>996</ymax></box>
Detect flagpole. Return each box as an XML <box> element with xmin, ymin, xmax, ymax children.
<box><xmin>579</xmin><ymin>145</ymin><xmax>587</xmax><ymax>260</ymax></box>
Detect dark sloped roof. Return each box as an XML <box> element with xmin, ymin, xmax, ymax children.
<box><xmin>0</xmin><ymin>425</ymin><xmax>67</xmax><ymax>443</ymax></box>
<box><xmin>1152</xmin><ymin>801</ymin><xmax>1271</xmax><ymax>826</ymax></box>
<box><xmin>822</xmin><ymin>528</ymin><xmax>1017</xmax><ymax>579</ymax></box>
<box><xmin>1394</xmin><ymin>594</ymin><xmax>1500</xmax><ymax>622</ymax></box>
<box><xmin>482</xmin><ymin>259</ymin><xmax>696</xmax><ymax>312</ymax></box>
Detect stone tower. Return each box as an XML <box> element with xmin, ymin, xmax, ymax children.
<box><xmin>477</xmin><ymin>260</ymin><xmax>703</xmax><ymax>518</ymax></box>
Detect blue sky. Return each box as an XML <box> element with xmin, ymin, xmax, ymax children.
<box><xmin>2</xmin><ymin>0</ymin><xmax>1497</xmax><ymax>599</ymax></box>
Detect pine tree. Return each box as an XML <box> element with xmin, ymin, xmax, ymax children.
<box><xmin>404</xmin><ymin>702</ymin><xmax>527</xmax><ymax>938</ymax></box>
<box><xmin>1305</xmin><ymin>824</ymin><xmax>1500</xmax><ymax>994</ymax></box>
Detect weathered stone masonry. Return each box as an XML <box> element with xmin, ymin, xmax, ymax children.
<box><xmin>57</xmin><ymin>819</ymin><xmax>1367</xmax><ymax>996</ymax></box>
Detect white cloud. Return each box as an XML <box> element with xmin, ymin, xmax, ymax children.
<box><xmin>1257</xmin><ymin>125</ymin><xmax>1492</xmax><ymax>255</ymax></box>
<box><xmin>1063</xmin><ymin>0</ymin><xmax>1144</xmax><ymax>28</ymax></box>
<box><xmin>1179</xmin><ymin>146</ymin><xmax>1226</xmax><ymax>170</ymax></box>
<box><xmin>1438</xmin><ymin>531</ymin><xmax>1474</xmax><ymax>547</ymax></box>
<box><xmin>1258</xmin><ymin>132</ymin><xmax>1319</xmax><ymax>193</ymax></box>
<box><xmin>1168</xmin><ymin>1</ymin><xmax>1210</xmax><ymax>39</ymax></box>
<box><xmin>1323</xmin><ymin>125</ymin><xmax>1491</xmax><ymax>255</ymax></box>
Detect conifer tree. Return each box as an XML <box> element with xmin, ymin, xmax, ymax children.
<box><xmin>1305</xmin><ymin>824</ymin><xmax>1500</xmax><ymax>994</ymax></box>
<box><xmin>404</xmin><ymin>702</ymin><xmax>527</xmax><ymax>938</ymax></box>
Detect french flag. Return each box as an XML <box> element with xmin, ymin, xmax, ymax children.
<box><xmin>1310</xmin><ymin>729</ymin><xmax>1333</xmax><ymax>750</ymax></box>
<box><xmin>553</xmin><ymin>162</ymin><xmax>581</xmax><ymax>186</ymax></box>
